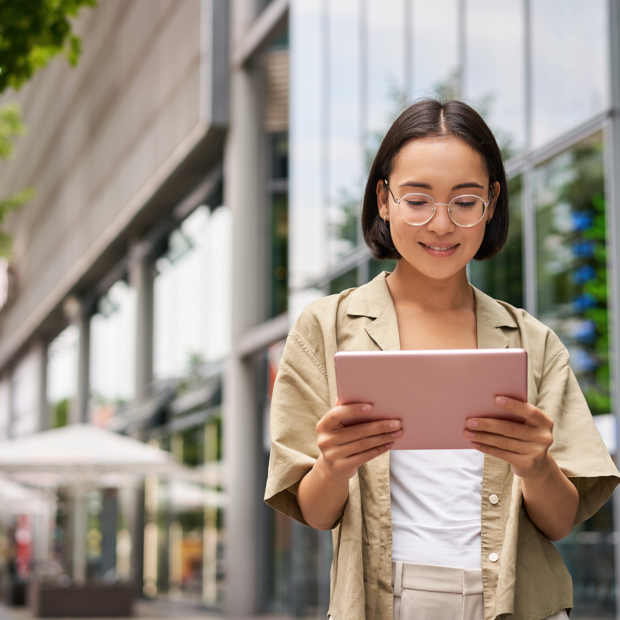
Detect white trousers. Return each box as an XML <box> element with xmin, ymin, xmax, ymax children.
<box><xmin>391</xmin><ymin>561</ymin><xmax>569</xmax><ymax>620</ymax></box>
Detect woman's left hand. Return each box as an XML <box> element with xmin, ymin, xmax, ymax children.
<box><xmin>464</xmin><ymin>396</ymin><xmax>554</xmax><ymax>479</ymax></box>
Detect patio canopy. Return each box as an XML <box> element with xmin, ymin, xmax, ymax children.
<box><xmin>0</xmin><ymin>424</ymin><xmax>197</xmax><ymax>484</ymax></box>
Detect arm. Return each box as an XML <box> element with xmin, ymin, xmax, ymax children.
<box><xmin>298</xmin><ymin>402</ymin><xmax>402</xmax><ymax>530</ymax></box>
<box><xmin>464</xmin><ymin>395</ymin><xmax>579</xmax><ymax>541</ymax></box>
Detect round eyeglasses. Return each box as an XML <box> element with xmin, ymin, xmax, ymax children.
<box><xmin>384</xmin><ymin>180</ymin><xmax>491</xmax><ymax>228</ymax></box>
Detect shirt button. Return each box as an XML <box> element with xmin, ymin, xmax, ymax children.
<box><xmin>489</xmin><ymin>553</ymin><xmax>499</xmax><ymax>563</ymax></box>
<box><xmin>489</xmin><ymin>494</ymin><xmax>499</xmax><ymax>505</ymax></box>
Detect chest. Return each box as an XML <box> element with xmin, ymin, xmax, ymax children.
<box><xmin>394</xmin><ymin>304</ymin><xmax>478</xmax><ymax>351</ymax></box>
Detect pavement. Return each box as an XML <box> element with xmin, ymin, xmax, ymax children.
<box><xmin>0</xmin><ymin>600</ymin><xmax>293</xmax><ymax>620</ymax></box>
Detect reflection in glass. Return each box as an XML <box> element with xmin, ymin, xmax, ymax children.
<box><xmin>367</xmin><ymin>0</ymin><xmax>406</xmax><ymax>148</ymax></box>
<box><xmin>329</xmin><ymin>268</ymin><xmax>358</xmax><ymax>295</ymax></box>
<box><xmin>469</xmin><ymin>175</ymin><xmax>523</xmax><ymax>308</ymax></box>
<box><xmin>369</xmin><ymin>258</ymin><xmax>397</xmax><ymax>282</ymax></box>
<box><xmin>327</xmin><ymin>0</ymin><xmax>363</xmax><ymax>263</ymax></box>
<box><xmin>155</xmin><ymin>421</ymin><xmax>225</xmax><ymax>606</ymax></box>
<box><xmin>290</xmin><ymin>0</ymin><xmax>324</xmax><ymax>289</ymax></box>
<box><xmin>532</xmin><ymin>0</ymin><xmax>608</xmax><ymax>147</ymax></box>
<box><xmin>535</xmin><ymin>133</ymin><xmax>609</xmax><ymax>415</ymax></box>
<box><xmin>268</xmin><ymin>133</ymin><xmax>289</xmax><ymax>317</ymax></box>
<box><xmin>47</xmin><ymin>325</ymin><xmax>79</xmax><ymax>428</ymax></box>
<box><xmin>154</xmin><ymin>206</ymin><xmax>231</xmax><ymax>382</ymax></box>
<box><xmin>412</xmin><ymin>0</ymin><xmax>459</xmax><ymax>100</ymax></box>
<box><xmin>463</xmin><ymin>0</ymin><xmax>525</xmax><ymax>158</ymax></box>
<box><xmin>90</xmin><ymin>280</ymin><xmax>136</xmax><ymax>425</ymax></box>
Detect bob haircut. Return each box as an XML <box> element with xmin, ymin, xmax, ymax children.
<box><xmin>362</xmin><ymin>99</ymin><xmax>509</xmax><ymax>261</ymax></box>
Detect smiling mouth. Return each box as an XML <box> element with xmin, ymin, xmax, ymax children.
<box><xmin>420</xmin><ymin>242</ymin><xmax>459</xmax><ymax>252</ymax></box>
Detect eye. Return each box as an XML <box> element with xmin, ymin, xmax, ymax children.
<box><xmin>404</xmin><ymin>196</ymin><xmax>430</xmax><ymax>208</ymax></box>
<box><xmin>453</xmin><ymin>198</ymin><xmax>480</xmax><ymax>209</ymax></box>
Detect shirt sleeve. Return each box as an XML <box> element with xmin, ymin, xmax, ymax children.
<box><xmin>538</xmin><ymin>342</ymin><xmax>620</xmax><ymax>525</ymax></box>
<box><xmin>263</xmin><ymin>327</ymin><xmax>332</xmax><ymax>527</ymax></box>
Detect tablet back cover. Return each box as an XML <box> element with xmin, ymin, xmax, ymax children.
<box><xmin>334</xmin><ymin>349</ymin><xmax>527</xmax><ymax>450</ymax></box>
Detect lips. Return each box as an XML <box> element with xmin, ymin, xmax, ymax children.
<box><xmin>420</xmin><ymin>242</ymin><xmax>459</xmax><ymax>252</ymax></box>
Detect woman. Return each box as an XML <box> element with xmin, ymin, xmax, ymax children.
<box><xmin>264</xmin><ymin>99</ymin><xmax>620</xmax><ymax>620</ymax></box>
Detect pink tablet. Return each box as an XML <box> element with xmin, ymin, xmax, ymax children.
<box><xmin>335</xmin><ymin>349</ymin><xmax>528</xmax><ymax>450</ymax></box>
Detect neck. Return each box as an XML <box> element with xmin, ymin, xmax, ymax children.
<box><xmin>385</xmin><ymin>259</ymin><xmax>474</xmax><ymax>313</ymax></box>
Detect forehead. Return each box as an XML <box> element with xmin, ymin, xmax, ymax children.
<box><xmin>392</xmin><ymin>136</ymin><xmax>488</xmax><ymax>181</ymax></box>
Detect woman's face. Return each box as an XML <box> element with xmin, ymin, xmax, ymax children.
<box><xmin>376</xmin><ymin>135</ymin><xmax>500</xmax><ymax>282</ymax></box>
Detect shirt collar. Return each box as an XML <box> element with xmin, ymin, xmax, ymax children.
<box><xmin>346</xmin><ymin>270</ymin><xmax>517</xmax><ymax>351</ymax></box>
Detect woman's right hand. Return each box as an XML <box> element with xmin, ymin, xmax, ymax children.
<box><xmin>316</xmin><ymin>400</ymin><xmax>402</xmax><ymax>481</ymax></box>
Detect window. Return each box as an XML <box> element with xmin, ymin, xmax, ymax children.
<box><xmin>535</xmin><ymin>133</ymin><xmax>609</xmax><ymax>415</ymax></box>
<box><xmin>153</xmin><ymin>206</ymin><xmax>232</xmax><ymax>382</ymax></box>
<box><xmin>469</xmin><ymin>174</ymin><xmax>524</xmax><ymax>308</ymax></box>
<box><xmin>90</xmin><ymin>280</ymin><xmax>136</xmax><ymax>425</ymax></box>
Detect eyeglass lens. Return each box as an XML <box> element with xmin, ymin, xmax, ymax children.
<box><xmin>398</xmin><ymin>194</ymin><xmax>485</xmax><ymax>227</ymax></box>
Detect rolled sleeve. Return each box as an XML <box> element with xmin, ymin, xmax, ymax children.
<box><xmin>537</xmin><ymin>344</ymin><xmax>620</xmax><ymax>525</ymax></box>
<box><xmin>264</xmin><ymin>329</ymin><xmax>331</xmax><ymax>526</ymax></box>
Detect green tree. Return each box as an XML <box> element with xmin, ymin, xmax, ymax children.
<box><xmin>0</xmin><ymin>0</ymin><xmax>95</xmax><ymax>255</ymax></box>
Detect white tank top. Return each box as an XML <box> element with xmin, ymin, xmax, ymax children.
<box><xmin>390</xmin><ymin>449</ymin><xmax>485</xmax><ymax>569</ymax></box>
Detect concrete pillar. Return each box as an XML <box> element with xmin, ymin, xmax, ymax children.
<box><xmin>72</xmin><ymin>490</ymin><xmax>87</xmax><ymax>584</ymax></box>
<box><xmin>76</xmin><ymin>312</ymin><xmax>90</xmax><ymax>424</ymax></box>
<box><xmin>224</xmin><ymin>0</ymin><xmax>266</xmax><ymax>614</ymax></box>
<box><xmin>128</xmin><ymin>241</ymin><xmax>154</xmax><ymax>597</ymax></box>
<box><xmin>65</xmin><ymin>297</ymin><xmax>91</xmax><ymax>425</ymax></box>
<box><xmin>35</xmin><ymin>340</ymin><xmax>50</xmax><ymax>431</ymax></box>
<box><xmin>129</xmin><ymin>241</ymin><xmax>154</xmax><ymax>404</ymax></box>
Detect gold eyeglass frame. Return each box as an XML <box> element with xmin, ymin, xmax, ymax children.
<box><xmin>384</xmin><ymin>179</ymin><xmax>491</xmax><ymax>228</ymax></box>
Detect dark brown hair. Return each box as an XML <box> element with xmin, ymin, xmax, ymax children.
<box><xmin>362</xmin><ymin>99</ymin><xmax>509</xmax><ymax>261</ymax></box>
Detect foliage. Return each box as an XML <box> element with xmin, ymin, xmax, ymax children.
<box><xmin>0</xmin><ymin>0</ymin><xmax>96</xmax><ymax>95</ymax></box>
<box><xmin>0</xmin><ymin>0</ymin><xmax>95</xmax><ymax>256</ymax></box>
<box><xmin>0</xmin><ymin>102</ymin><xmax>34</xmax><ymax>255</ymax></box>
<box><xmin>52</xmin><ymin>397</ymin><xmax>69</xmax><ymax>428</ymax></box>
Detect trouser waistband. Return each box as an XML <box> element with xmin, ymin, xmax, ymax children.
<box><xmin>391</xmin><ymin>561</ymin><xmax>484</xmax><ymax>597</ymax></box>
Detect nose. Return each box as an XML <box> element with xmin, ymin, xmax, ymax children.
<box><xmin>426</xmin><ymin>203</ymin><xmax>456</xmax><ymax>235</ymax></box>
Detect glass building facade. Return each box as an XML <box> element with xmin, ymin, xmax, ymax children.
<box><xmin>5</xmin><ymin>0</ymin><xmax>620</xmax><ymax>618</ymax></box>
<box><xmin>263</xmin><ymin>0</ymin><xmax>616</xmax><ymax>617</ymax></box>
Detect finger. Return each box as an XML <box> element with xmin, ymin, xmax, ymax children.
<box><xmin>494</xmin><ymin>396</ymin><xmax>544</xmax><ymax>426</ymax></box>
<box><xmin>345</xmin><ymin>441</ymin><xmax>395</xmax><ymax>470</ymax></box>
<box><xmin>470</xmin><ymin>440</ymin><xmax>520</xmax><ymax>465</ymax></box>
<box><xmin>325</xmin><ymin>403</ymin><xmax>374</xmax><ymax>430</ymax></box>
<box><xmin>339</xmin><ymin>429</ymin><xmax>403</xmax><ymax>459</ymax></box>
<box><xmin>335</xmin><ymin>418</ymin><xmax>402</xmax><ymax>446</ymax></box>
<box><xmin>465</xmin><ymin>430</ymin><xmax>528</xmax><ymax>455</ymax></box>
<box><xmin>465</xmin><ymin>416</ymin><xmax>534</xmax><ymax>440</ymax></box>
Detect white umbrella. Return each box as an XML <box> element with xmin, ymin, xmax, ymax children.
<box><xmin>0</xmin><ymin>424</ymin><xmax>200</xmax><ymax>583</ymax></box>
<box><xmin>167</xmin><ymin>480</ymin><xmax>226</xmax><ymax>510</ymax></box>
<box><xmin>0</xmin><ymin>424</ymin><xmax>193</xmax><ymax>480</ymax></box>
<box><xmin>0</xmin><ymin>476</ymin><xmax>49</xmax><ymax>515</ymax></box>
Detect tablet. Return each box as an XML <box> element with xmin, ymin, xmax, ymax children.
<box><xmin>334</xmin><ymin>349</ymin><xmax>528</xmax><ymax>450</ymax></box>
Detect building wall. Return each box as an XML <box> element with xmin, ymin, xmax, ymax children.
<box><xmin>0</xmin><ymin>0</ymin><xmax>204</xmax><ymax>368</ymax></box>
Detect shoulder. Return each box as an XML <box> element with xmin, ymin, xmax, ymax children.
<box><xmin>290</xmin><ymin>287</ymin><xmax>358</xmax><ymax>344</ymax></box>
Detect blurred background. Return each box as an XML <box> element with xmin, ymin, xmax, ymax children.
<box><xmin>0</xmin><ymin>0</ymin><xmax>618</xmax><ymax>618</ymax></box>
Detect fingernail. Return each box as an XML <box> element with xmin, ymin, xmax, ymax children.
<box><xmin>362</xmin><ymin>404</ymin><xmax>373</xmax><ymax>412</ymax></box>
<box><xmin>389</xmin><ymin>420</ymin><xmax>400</xmax><ymax>429</ymax></box>
<box><xmin>495</xmin><ymin>396</ymin><xmax>506</xmax><ymax>406</ymax></box>
<box><xmin>467</xmin><ymin>419</ymin><xmax>478</xmax><ymax>428</ymax></box>
<box><xmin>464</xmin><ymin>430</ymin><xmax>475</xmax><ymax>438</ymax></box>
<box><xmin>471</xmin><ymin>441</ymin><xmax>481</xmax><ymax>448</ymax></box>
<box><xmin>391</xmin><ymin>430</ymin><xmax>403</xmax><ymax>438</ymax></box>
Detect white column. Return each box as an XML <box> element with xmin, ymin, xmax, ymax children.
<box><xmin>224</xmin><ymin>0</ymin><xmax>266</xmax><ymax>614</ymax></box>
<box><xmin>605</xmin><ymin>3</ymin><xmax>620</xmax><ymax>619</ymax></box>
<box><xmin>72</xmin><ymin>490</ymin><xmax>87</xmax><ymax>584</ymax></box>
<box><xmin>129</xmin><ymin>241</ymin><xmax>154</xmax><ymax>404</ymax></box>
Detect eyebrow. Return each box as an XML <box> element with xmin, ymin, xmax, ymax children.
<box><xmin>399</xmin><ymin>181</ymin><xmax>486</xmax><ymax>191</ymax></box>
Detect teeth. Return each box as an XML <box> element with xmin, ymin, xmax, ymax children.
<box><xmin>426</xmin><ymin>244</ymin><xmax>454</xmax><ymax>251</ymax></box>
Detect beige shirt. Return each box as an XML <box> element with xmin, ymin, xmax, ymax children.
<box><xmin>264</xmin><ymin>271</ymin><xmax>620</xmax><ymax>620</ymax></box>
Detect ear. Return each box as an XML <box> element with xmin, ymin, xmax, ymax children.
<box><xmin>376</xmin><ymin>179</ymin><xmax>389</xmax><ymax>220</ymax></box>
<box><xmin>487</xmin><ymin>181</ymin><xmax>500</xmax><ymax>222</ymax></box>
